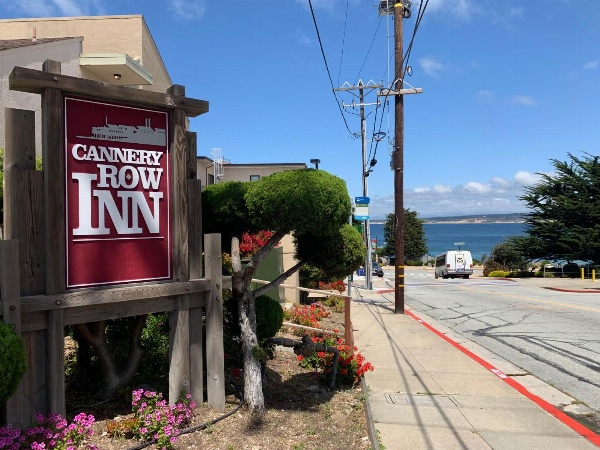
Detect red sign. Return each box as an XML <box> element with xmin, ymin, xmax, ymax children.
<box><xmin>64</xmin><ymin>97</ymin><xmax>171</xmax><ymax>288</ymax></box>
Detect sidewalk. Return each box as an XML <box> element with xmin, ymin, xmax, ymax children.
<box><xmin>350</xmin><ymin>274</ymin><xmax>600</xmax><ymax>449</ymax></box>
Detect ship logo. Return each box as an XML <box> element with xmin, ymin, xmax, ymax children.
<box><xmin>77</xmin><ymin>117</ymin><xmax>166</xmax><ymax>146</ymax></box>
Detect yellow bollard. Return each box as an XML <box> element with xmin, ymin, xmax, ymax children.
<box><xmin>593</xmin><ymin>270</ymin><xmax>596</xmax><ymax>282</ymax></box>
<box><xmin>581</xmin><ymin>267</ymin><xmax>585</xmax><ymax>280</ymax></box>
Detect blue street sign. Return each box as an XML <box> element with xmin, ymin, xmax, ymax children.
<box><xmin>355</xmin><ymin>196</ymin><xmax>370</xmax><ymax>204</ymax></box>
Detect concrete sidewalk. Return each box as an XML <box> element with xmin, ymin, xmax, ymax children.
<box><xmin>350</xmin><ymin>276</ymin><xmax>600</xmax><ymax>449</ymax></box>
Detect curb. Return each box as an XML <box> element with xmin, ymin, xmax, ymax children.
<box><xmin>361</xmin><ymin>377</ymin><xmax>379</xmax><ymax>450</ymax></box>
<box><xmin>406</xmin><ymin>309</ymin><xmax>600</xmax><ymax>447</ymax></box>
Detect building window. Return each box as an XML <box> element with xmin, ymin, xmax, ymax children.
<box><xmin>250</xmin><ymin>175</ymin><xmax>260</xmax><ymax>181</ymax></box>
<box><xmin>207</xmin><ymin>174</ymin><xmax>215</xmax><ymax>185</ymax></box>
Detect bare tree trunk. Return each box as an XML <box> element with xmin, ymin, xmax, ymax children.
<box><xmin>238</xmin><ymin>289</ymin><xmax>264</xmax><ymax>413</ymax></box>
<box><xmin>75</xmin><ymin>315</ymin><xmax>147</xmax><ymax>399</ymax></box>
<box><xmin>231</xmin><ymin>236</ymin><xmax>265</xmax><ymax>413</ymax></box>
<box><xmin>230</xmin><ymin>230</ymin><xmax>291</xmax><ymax>414</ymax></box>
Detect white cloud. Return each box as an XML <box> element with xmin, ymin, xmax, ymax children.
<box><xmin>368</xmin><ymin>174</ymin><xmax>537</xmax><ymax>218</ymax></box>
<box><xmin>477</xmin><ymin>90</ymin><xmax>495</xmax><ymax>103</ymax></box>
<box><xmin>491</xmin><ymin>177</ymin><xmax>511</xmax><ymax>188</ymax></box>
<box><xmin>7</xmin><ymin>0</ymin><xmax>53</xmax><ymax>16</ymax></box>
<box><xmin>462</xmin><ymin>181</ymin><xmax>492</xmax><ymax>193</ymax></box>
<box><xmin>508</xmin><ymin>7</ymin><xmax>524</xmax><ymax>18</ymax></box>
<box><xmin>169</xmin><ymin>0</ymin><xmax>206</xmax><ymax>20</ymax></box>
<box><xmin>294</xmin><ymin>0</ymin><xmax>339</xmax><ymax>12</ymax></box>
<box><xmin>513</xmin><ymin>171</ymin><xmax>542</xmax><ymax>186</ymax></box>
<box><xmin>297</xmin><ymin>29</ymin><xmax>313</xmax><ymax>46</ymax></box>
<box><xmin>419</xmin><ymin>57</ymin><xmax>445</xmax><ymax>78</ymax></box>
<box><xmin>426</xmin><ymin>0</ymin><xmax>475</xmax><ymax>21</ymax></box>
<box><xmin>52</xmin><ymin>0</ymin><xmax>86</xmax><ymax>16</ymax></box>
<box><xmin>583</xmin><ymin>60</ymin><xmax>600</xmax><ymax>70</ymax></box>
<box><xmin>1</xmin><ymin>0</ymin><xmax>106</xmax><ymax>17</ymax></box>
<box><xmin>433</xmin><ymin>184</ymin><xmax>452</xmax><ymax>194</ymax></box>
<box><xmin>510</xmin><ymin>95</ymin><xmax>537</xmax><ymax>106</ymax></box>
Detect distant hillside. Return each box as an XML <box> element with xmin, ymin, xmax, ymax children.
<box><xmin>422</xmin><ymin>213</ymin><xmax>526</xmax><ymax>224</ymax></box>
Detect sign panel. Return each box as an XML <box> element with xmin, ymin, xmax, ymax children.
<box><xmin>354</xmin><ymin>204</ymin><xmax>369</xmax><ymax>221</ymax></box>
<box><xmin>355</xmin><ymin>196</ymin><xmax>370</xmax><ymax>204</ymax></box>
<box><xmin>64</xmin><ymin>97</ymin><xmax>171</xmax><ymax>288</ymax></box>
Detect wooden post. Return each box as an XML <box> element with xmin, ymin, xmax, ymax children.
<box><xmin>3</xmin><ymin>108</ymin><xmax>45</xmax><ymax>295</ymax></box>
<box><xmin>344</xmin><ymin>296</ymin><xmax>354</xmax><ymax>351</ymax></box>
<box><xmin>188</xmin><ymin>172</ymin><xmax>204</xmax><ymax>403</ymax></box>
<box><xmin>0</xmin><ymin>241</ymin><xmax>21</xmax><ymax>333</ymax></box>
<box><xmin>41</xmin><ymin>60</ymin><xmax>66</xmax><ymax>417</ymax></box>
<box><xmin>169</xmin><ymin>296</ymin><xmax>190</xmax><ymax>404</ymax></box>
<box><xmin>189</xmin><ymin>304</ymin><xmax>204</xmax><ymax>404</ymax></box>
<box><xmin>205</xmin><ymin>233</ymin><xmax>225</xmax><ymax>411</ymax></box>
<box><xmin>41</xmin><ymin>60</ymin><xmax>65</xmax><ymax>294</ymax></box>
<box><xmin>168</xmin><ymin>85</ymin><xmax>189</xmax><ymax>282</ymax></box>
<box><xmin>3</xmin><ymin>105</ymin><xmax>49</xmax><ymax>424</ymax></box>
<box><xmin>0</xmin><ymin>240</ymin><xmax>25</xmax><ymax>428</ymax></box>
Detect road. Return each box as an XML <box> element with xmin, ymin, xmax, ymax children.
<box><xmin>381</xmin><ymin>267</ymin><xmax>600</xmax><ymax>415</ymax></box>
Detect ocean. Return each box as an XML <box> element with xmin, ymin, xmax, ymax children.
<box><xmin>369</xmin><ymin>222</ymin><xmax>527</xmax><ymax>261</ymax></box>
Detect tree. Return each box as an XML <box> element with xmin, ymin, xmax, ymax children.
<box><xmin>520</xmin><ymin>153</ymin><xmax>600</xmax><ymax>264</ymax></box>
<box><xmin>202</xmin><ymin>169</ymin><xmax>364</xmax><ymax>414</ymax></box>
<box><xmin>382</xmin><ymin>210</ymin><xmax>428</xmax><ymax>260</ymax></box>
<box><xmin>482</xmin><ymin>236</ymin><xmax>530</xmax><ymax>275</ymax></box>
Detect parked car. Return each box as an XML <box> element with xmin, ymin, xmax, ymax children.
<box><xmin>372</xmin><ymin>263</ymin><xmax>384</xmax><ymax>277</ymax></box>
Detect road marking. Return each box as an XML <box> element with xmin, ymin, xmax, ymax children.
<box><xmin>458</xmin><ymin>285</ymin><xmax>600</xmax><ymax>313</ymax></box>
<box><xmin>405</xmin><ymin>309</ymin><xmax>600</xmax><ymax>447</ymax></box>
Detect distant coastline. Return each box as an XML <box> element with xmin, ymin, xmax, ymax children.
<box><xmin>369</xmin><ymin>213</ymin><xmax>527</xmax><ymax>225</ymax></box>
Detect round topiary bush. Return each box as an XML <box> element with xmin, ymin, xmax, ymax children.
<box><xmin>255</xmin><ymin>295</ymin><xmax>284</xmax><ymax>343</ymax></box>
<box><xmin>0</xmin><ymin>320</ymin><xmax>26</xmax><ymax>401</ymax></box>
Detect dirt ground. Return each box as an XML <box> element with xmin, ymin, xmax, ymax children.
<box><xmin>73</xmin><ymin>306</ymin><xmax>372</xmax><ymax>450</ymax></box>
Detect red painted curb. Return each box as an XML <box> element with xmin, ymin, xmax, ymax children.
<box><xmin>376</xmin><ymin>289</ymin><xmax>394</xmax><ymax>294</ymax></box>
<box><xmin>405</xmin><ymin>310</ymin><xmax>600</xmax><ymax>447</ymax></box>
<box><xmin>545</xmin><ymin>287</ymin><xmax>600</xmax><ymax>293</ymax></box>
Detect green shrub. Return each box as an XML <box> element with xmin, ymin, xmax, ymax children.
<box><xmin>0</xmin><ymin>320</ymin><xmax>26</xmax><ymax>401</ymax></box>
<box><xmin>321</xmin><ymin>295</ymin><xmax>345</xmax><ymax>313</ymax></box>
<box><xmin>507</xmin><ymin>271</ymin><xmax>534</xmax><ymax>278</ymax></box>
<box><xmin>406</xmin><ymin>260</ymin><xmax>424</xmax><ymax>266</ymax></box>
<box><xmin>488</xmin><ymin>270</ymin><xmax>510</xmax><ymax>278</ymax></box>
<box><xmin>255</xmin><ymin>295</ymin><xmax>283</xmax><ymax>342</ymax></box>
<box><xmin>223</xmin><ymin>293</ymin><xmax>284</xmax><ymax>369</ymax></box>
<box><xmin>483</xmin><ymin>259</ymin><xmax>506</xmax><ymax>276</ymax></box>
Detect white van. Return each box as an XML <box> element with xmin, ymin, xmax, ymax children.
<box><xmin>434</xmin><ymin>251</ymin><xmax>473</xmax><ymax>279</ymax></box>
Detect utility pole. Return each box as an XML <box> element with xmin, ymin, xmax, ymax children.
<box><xmin>335</xmin><ymin>80</ymin><xmax>382</xmax><ymax>290</ymax></box>
<box><xmin>393</xmin><ymin>2</ymin><xmax>405</xmax><ymax>313</ymax></box>
<box><xmin>358</xmin><ymin>82</ymin><xmax>371</xmax><ymax>290</ymax></box>
<box><xmin>378</xmin><ymin>0</ymin><xmax>421</xmax><ymax>313</ymax></box>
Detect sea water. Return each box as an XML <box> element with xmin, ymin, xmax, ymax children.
<box><xmin>369</xmin><ymin>222</ymin><xmax>527</xmax><ymax>261</ymax></box>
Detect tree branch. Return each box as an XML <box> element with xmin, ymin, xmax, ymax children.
<box><xmin>242</xmin><ymin>231</ymin><xmax>287</xmax><ymax>285</ymax></box>
<box><xmin>118</xmin><ymin>314</ymin><xmax>147</xmax><ymax>385</ymax></box>
<box><xmin>252</xmin><ymin>259</ymin><xmax>308</xmax><ymax>298</ymax></box>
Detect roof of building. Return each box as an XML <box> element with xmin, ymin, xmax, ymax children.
<box><xmin>0</xmin><ymin>37</ymin><xmax>76</xmax><ymax>51</ymax></box>
<box><xmin>224</xmin><ymin>162</ymin><xmax>307</xmax><ymax>167</ymax></box>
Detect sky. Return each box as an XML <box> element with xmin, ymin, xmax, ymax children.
<box><xmin>1</xmin><ymin>0</ymin><xmax>599</xmax><ymax>219</ymax></box>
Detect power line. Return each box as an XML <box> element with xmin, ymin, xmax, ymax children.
<box><xmin>308</xmin><ymin>0</ymin><xmax>358</xmax><ymax>137</ymax></box>
<box><xmin>355</xmin><ymin>16</ymin><xmax>383</xmax><ymax>82</ymax></box>
<box><xmin>336</xmin><ymin>0</ymin><xmax>349</xmax><ymax>86</ymax></box>
<box><xmin>370</xmin><ymin>0</ymin><xmax>430</xmax><ymax>170</ymax></box>
<box><xmin>399</xmin><ymin>0</ymin><xmax>429</xmax><ymax>82</ymax></box>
